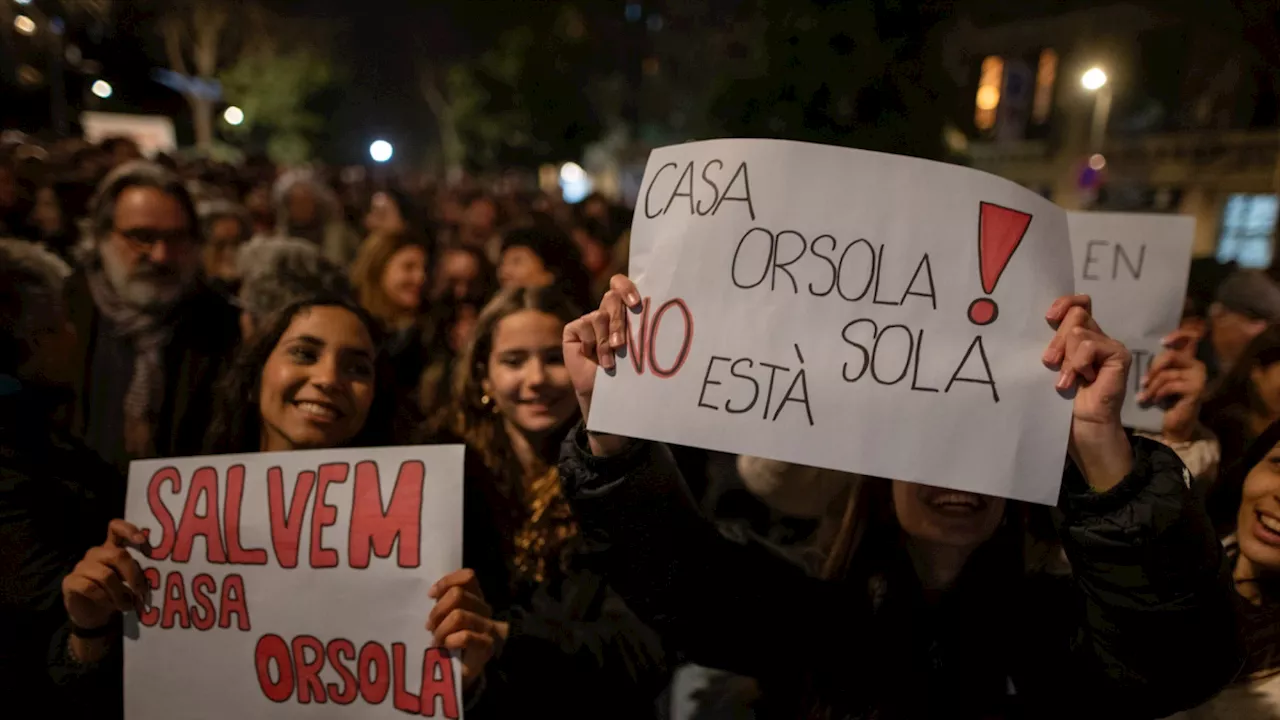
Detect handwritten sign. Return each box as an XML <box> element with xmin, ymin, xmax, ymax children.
<box><xmin>588</xmin><ymin>139</ymin><xmax>1076</xmax><ymax>505</ymax></box>
<box><xmin>1067</xmin><ymin>211</ymin><xmax>1195</xmax><ymax>432</ymax></box>
<box><xmin>123</xmin><ymin>445</ymin><xmax>465</xmax><ymax>720</ymax></box>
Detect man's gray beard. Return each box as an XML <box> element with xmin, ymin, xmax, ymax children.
<box><xmin>99</xmin><ymin>241</ymin><xmax>190</xmax><ymax>310</ymax></box>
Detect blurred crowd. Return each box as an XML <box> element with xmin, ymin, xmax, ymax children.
<box><xmin>6</xmin><ymin>131</ymin><xmax>1280</xmax><ymax>719</ymax></box>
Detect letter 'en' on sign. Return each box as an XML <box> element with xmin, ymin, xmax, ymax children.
<box><xmin>589</xmin><ymin>138</ymin><xmax>1078</xmax><ymax>505</ymax></box>
<box><xmin>122</xmin><ymin>445</ymin><xmax>466</xmax><ymax>719</ymax></box>
<box><xmin>1066</xmin><ymin>211</ymin><xmax>1195</xmax><ymax>432</ymax></box>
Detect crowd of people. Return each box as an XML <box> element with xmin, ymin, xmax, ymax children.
<box><xmin>4</xmin><ymin>131</ymin><xmax>1280</xmax><ymax>719</ymax></box>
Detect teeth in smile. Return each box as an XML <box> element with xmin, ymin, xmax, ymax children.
<box><xmin>932</xmin><ymin>493</ymin><xmax>980</xmax><ymax>508</ymax></box>
<box><xmin>1259</xmin><ymin>513</ymin><xmax>1280</xmax><ymax>534</ymax></box>
<box><xmin>296</xmin><ymin>401</ymin><xmax>338</xmax><ymax>419</ymax></box>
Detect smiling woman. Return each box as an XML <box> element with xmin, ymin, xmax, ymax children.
<box><xmin>1188</xmin><ymin>419</ymin><xmax>1280</xmax><ymax>718</ymax></box>
<box><xmin>204</xmin><ymin>295</ymin><xmax>399</xmax><ymax>455</ymax></box>
<box><xmin>418</xmin><ymin>286</ymin><xmax>672</xmax><ymax>718</ymax></box>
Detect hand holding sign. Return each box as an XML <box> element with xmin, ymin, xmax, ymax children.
<box><xmin>427</xmin><ymin>568</ymin><xmax>497</xmax><ymax>689</ymax></box>
<box><xmin>1138</xmin><ymin>337</ymin><xmax>1208</xmax><ymax>444</ymax></box>
<box><xmin>63</xmin><ymin>519</ymin><xmax>149</xmax><ymax>629</ymax></box>
<box><xmin>564</xmin><ymin>274</ymin><xmax>640</xmax><ymax>457</ymax></box>
<box><xmin>1043</xmin><ymin>295</ymin><xmax>1134</xmax><ymax>492</ymax></box>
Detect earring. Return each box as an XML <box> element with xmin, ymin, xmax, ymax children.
<box><xmin>480</xmin><ymin>393</ymin><xmax>491</xmax><ymax>406</ymax></box>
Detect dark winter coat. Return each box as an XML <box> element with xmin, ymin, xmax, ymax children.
<box><xmin>433</xmin><ymin>436</ymin><xmax>670</xmax><ymax>719</ymax></box>
<box><xmin>64</xmin><ymin>269</ymin><xmax>240</xmax><ymax>471</ymax></box>
<box><xmin>560</xmin><ymin>426</ymin><xmax>1244</xmax><ymax>719</ymax></box>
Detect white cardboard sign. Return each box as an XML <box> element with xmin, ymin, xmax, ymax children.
<box><xmin>1067</xmin><ymin>212</ymin><xmax>1194</xmax><ymax>432</ymax></box>
<box><xmin>588</xmin><ymin>139</ymin><xmax>1076</xmax><ymax>505</ymax></box>
<box><xmin>123</xmin><ymin>445</ymin><xmax>465</xmax><ymax>720</ymax></box>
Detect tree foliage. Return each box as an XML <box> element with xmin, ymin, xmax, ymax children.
<box><xmin>707</xmin><ymin>0</ymin><xmax>957</xmax><ymax>160</ymax></box>
<box><xmin>418</xmin><ymin>2</ymin><xmax>602</xmax><ymax>173</ymax></box>
<box><xmin>219</xmin><ymin>44</ymin><xmax>333</xmax><ymax>164</ymax></box>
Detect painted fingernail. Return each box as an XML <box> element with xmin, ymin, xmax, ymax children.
<box><xmin>610</xmin><ymin>332</ymin><xmax>623</xmax><ymax>347</ymax></box>
<box><xmin>1056</xmin><ymin>370</ymin><xmax>1071</xmax><ymax>390</ymax></box>
<box><xmin>626</xmin><ymin>293</ymin><xmax>640</xmax><ymax>307</ymax></box>
<box><xmin>133</xmin><ymin>533</ymin><xmax>146</xmax><ymax>544</ymax></box>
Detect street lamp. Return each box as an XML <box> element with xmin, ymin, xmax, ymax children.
<box><xmin>223</xmin><ymin>106</ymin><xmax>244</xmax><ymax>126</ymax></box>
<box><xmin>1081</xmin><ymin>66</ymin><xmax>1112</xmax><ymax>152</ymax></box>
<box><xmin>90</xmin><ymin>79</ymin><xmax>112</xmax><ymax>99</ymax></box>
<box><xmin>369</xmin><ymin>139</ymin><xmax>393</xmax><ymax>163</ymax></box>
<box><xmin>1081</xmin><ymin>67</ymin><xmax>1107</xmax><ymax>91</ymax></box>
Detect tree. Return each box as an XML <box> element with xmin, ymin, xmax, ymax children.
<box><xmin>707</xmin><ymin>0</ymin><xmax>957</xmax><ymax>160</ymax></box>
<box><xmin>158</xmin><ymin>0</ymin><xmax>232</xmax><ymax>151</ymax></box>
<box><xmin>416</xmin><ymin>2</ymin><xmax>603</xmax><ymax>174</ymax></box>
<box><xmin>219</xmin><ymin>35</ymin><xmax>333</xmax><ymax>164</ymax></box>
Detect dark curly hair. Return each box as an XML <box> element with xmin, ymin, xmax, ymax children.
<box><xmin>204</xmin><ymin>294</ymin><xmax>399</xmax><ymax>455</ymax></box>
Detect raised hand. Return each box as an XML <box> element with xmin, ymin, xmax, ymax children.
<box><xmin>563</xmin><ymin>274</ymin><xmax>641</xmax><ymax>456</ymax></box>
<box><xmin>1138</xmin><ymin>333</ymin><xmax>1207</xmax><ymax>444</ymax></box>
<box><xmin>1043</xmin><ymin>294</ymin><xmax>1133</xmax><ymax>492</ymax></box>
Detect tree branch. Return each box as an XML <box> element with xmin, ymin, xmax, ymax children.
<box><xmin>161</xmin><ymin>15</ymin><xmax>189</xmax><ymax>77</ymax></box>
<box><xmin>191</xmin><ymin>0</ymin><xmax>229</xmax><ymax>78</ymax></box>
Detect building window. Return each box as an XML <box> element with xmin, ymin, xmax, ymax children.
<box><xmin>1032</xmin><ymin>49</ymin><xmax>1057</xmax><ymax>124</ymax></box>
<box><xmin>974</xmin><ymin>56</ymin><xmax>1003</xmax><ymax>131</ymax></box>
<box><xmin>1217</xmin><ymin>194</ymin><xmax>1279</xmax><ymax>268</ymax></box>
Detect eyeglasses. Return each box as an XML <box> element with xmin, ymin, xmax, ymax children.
<box><xmin>113</xmin><ymin>227</ymin><xmax>195</xmax><ymax>253</ymax></box>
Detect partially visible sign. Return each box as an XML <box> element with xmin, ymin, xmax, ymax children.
<box><xmin>80</xmin><ymin>112</ymin><xmax>176</xmax><ymax>156</ymax></box>
<box><xmin>1067</xmin><ymin>212</ymin><xmax>1195</xmax><ymax>431</ymax></box>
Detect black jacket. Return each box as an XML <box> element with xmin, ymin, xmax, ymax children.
<box><xmin>560</xmin><ymin>427</ymin><xmax>1243</xmax><ymax>719</ymax></box>
<box><xmin>437</xmin><ymin>439</ymin><xmax>669</xmax><ymax>719</ymax></box>
<box><xmin>64</xmin><ymin>269</ymin><xmax>240</xmax><ymax>471</ymax></box>
<box><xmin>0</xmin><ymin>383</ymin><xmax>123</xmax><ymax>716</ymax></box>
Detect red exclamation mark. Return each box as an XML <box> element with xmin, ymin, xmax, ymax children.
<box><xmin>968</xmin><ymin>202</ymin><xmax>1033</xmax><ymax>326</ymax></box>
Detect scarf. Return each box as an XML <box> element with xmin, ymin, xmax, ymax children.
<box><xmin>85</xmin><ymin>261</ymin><xmax>172</xmax><ymax>457</ymax></box>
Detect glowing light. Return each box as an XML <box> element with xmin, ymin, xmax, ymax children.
<box><xmin>223</xmin><ymin>106</ymin><xmax>244</xmax><ymax>125</ymax></box>
<box><xmin>14</xmin><ymin>0</ymin><xmax>32</xmax><ymax>5</ymax></box>
<box><xmin>90</xmin><ymin>80</ymin><xmax>113</xmax><ymax>99</ymax></box>
<box><xmin>14</xmin><ymin>15</ymin><xmax>36</xmax><ymax>36</ymax></box>
<box><xmin>1081</xmin><ymin>67</ymin><xmax>1108</xmax><ymax>91</ymax></box>
<box><xmin>559</xmin><ymin>162</ymin><xmax>585</xmax><ymax>184</ymax></box>
<box><xmin>558</xmin><ymin>162</ymin><xmax>592</xmax><ymax>203</ymax></box>
<box><xmin>975</xmin><ymin>86</ymin><xmax>1000</xmax><ymax>111</ymax></box>
<box><xmin>369</xmin><ymin>139</ymin><xmax>393</xmax><ymax>163</ymax></box>
<box><xmin>1088</xmin><ymin>153</ymin><xmax>1106</xmax><ymax>171</ymax></box>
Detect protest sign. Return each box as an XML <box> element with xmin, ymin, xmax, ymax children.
<box><xmin>123</xmin><ymin>445</ymin><xmax>465</xmax><ymax>720</ymax></box>
<box><xmin>1067</xmin><ymin>211</ymin><xmax>1195</xmax><ymax>432</ymax></box>
<box><xmin>587</xmin><ymin>139</ymin><xmax>1076</xmax><ymax>505</ymax></box>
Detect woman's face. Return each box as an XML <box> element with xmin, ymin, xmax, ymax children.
<box><xmin>498</xmin><ymin>246</ymin><xmax>554</xmax><ymax>289</ymax></box>
<box><xmin>381</xmin><ymin>245</ymin><xmax>428</xmax><ymax>313</ymax></box>
<box><xmin>436</xmin><ymin>248</ymin><xmax>481</xmax><ymax>301</ymax></box>
<box><xmin>364</xmin><ymin>192</ymin><xmax>406</xmax><ymax>236</ymax></box>
<box><xmin>483</xmin><ymin>309</ymin><xmax>577</xmax><ymax>437</ymax></box>
<box><xmin>287</xmin><ymin>185</ymin><xmax>318</xmax><ymax>227</ymax></box>
<box><xmin>1237</xmin><ymin>440</ymin><xmax>1280</xmax><ymax>573</ymax></box>
<box><xmin>572</xmin><ymin>228</ymin><xmax>610</xmax><ymax>275</ymax></box>
<box><xmin>203</xmin><ymin>216</ymin><xmax>245</xmax><ymax>282</ymax></box>
<box><xmin>892</xmin><ymin>481</ymin><xmax>1006</xmax><ymax>549</ymax></box>
<box><xmin>1251</xmin><ymin>361</ymin><xmax>1280</xmax><ymax>419</ymax></box>
<box><xmin>258</xmin><ymin>306</ymin><xmax>376</xmax><ymax>452</ymax></box>
<box><xmin>30</xmin><ymin>186</ymin><xmax>61</xmax><ymax>235</ymax></box>
<box><xmin>466</xmin><ymin>198</ymin><xmax>497</xmax><ymax>235</ymax></box>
